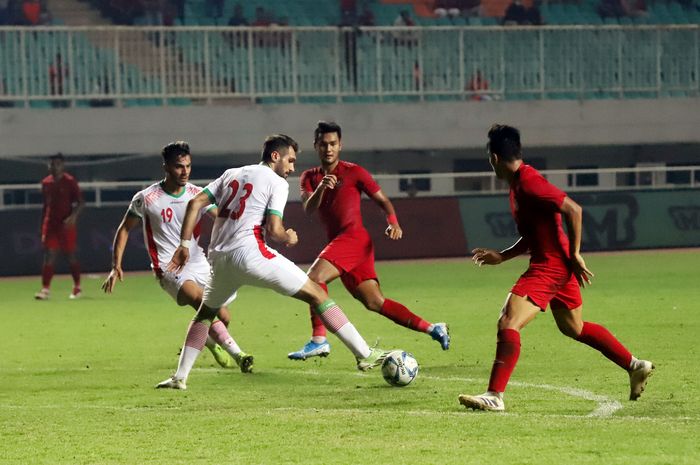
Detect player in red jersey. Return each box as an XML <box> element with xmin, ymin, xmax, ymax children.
<box><xmin>35</xmin><ymin>153</ymin><xmax>84</xmax><ymax>300</ymax></box>
<box><xmin>287</xmin><ymin>121</ymin><xmax>449</xmax><ymax>360</ymax></box>
<box><xmin>458</xmin><ymin>124</ymin><xmax>654</xmax><ymax>412</ymax></box>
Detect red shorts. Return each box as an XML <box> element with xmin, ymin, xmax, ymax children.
<box><xmin>319</xmin><ymin>228</ymin><xmax>377</xmax><ymax>293</ymax></box>
<box><xmin>510</xmin><ymin>262</ymin><xmax>582</xmax><ymax>311</ymax></box>
<box><xmin>43</xmin><ymin>224</ymin><xmax>77</xmax><ymax>253</ymax></box>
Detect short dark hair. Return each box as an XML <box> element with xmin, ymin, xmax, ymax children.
<box><xmin>49</xmin><ymin>152</ymin><xmax>64</xmax><ymax>161</ymax></box>
<box><xmin>161</xmin><ymin>141</ymin><xmax>190</xmax><ymax>164</ymax></box>
<box><xmin>261</xmin><ymin>134</ymin><xmax>299</xmax><ymax>163</ymax></box>
<box><xmin>314</xmin><ymin>121</ymin><xmax>342</xmax><ymax>145</ymax></box>
<box><xmin>487</xmin><ymin>124</ymin><xmax>522</xmax><ymax>161</ymax></box>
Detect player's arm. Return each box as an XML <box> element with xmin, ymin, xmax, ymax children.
<box><xmin>369</xmin><ymin>189</ymin><xmax>403</xmax><ymax>240</ymax></box>
<box><xmin>301</xmin><ymin>174</ymin><xmax>337</xmax><ymax>214</ymax></box>
<box><xmin>471</xmin><ymin>237</ymin><xmax>529</xmax><ymax>267</ymax></box>
<box><xmin>64</xmin><ymin>182</ymin><xmax>85</xmax><ymax>226</ymax></box>
<box><xmin>101</xmin><ymin>211</ymin><xmax>140</xmax><ymax>293</ymax></box>
<box><xmin>265</xmin><ymin>213</ymin><xmax>298</xmax><ymax>247</ymax></box>
<box><xmin>205</xmin><ymin>205</ymin><xmax>219</xmax><ymax>218</ymax></box>
<box><xmin>167</xmin><ymin>191</ymin><xmax>211</xmax><ymax>273</ymax></box>
<box><xmin>40</xmin><ymin>186</ymin><xmax>47</xmax><ymax>240</ymax></box>
<box><xmin>559</xmin><ymin>196</ymin><xmax>594</xmax><ymax>287</ymax></box>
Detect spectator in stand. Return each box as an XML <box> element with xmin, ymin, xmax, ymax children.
<box><xmin>252</xmin><ymin>6</ymin><xmax>271</xmax><ymax>26</ymax></box>
<box><xmin>340</xmin><ymin>0</ymin><xmax>357</xmax><ymax>26</ymax></box>
<box><xmin>503</xmin><ymin>0</ymin><xmax>529</xmax><ymax>24</ymax></box>
<box><xmin>525</xmin><ymin>0</ymin><xmax>543</xmax><ymax>25</ymax></box>
<box><xmin>434</xmin><ymin>0</ymin><xmax>462</xmax><ymax>18</ymax></box>
<box><xmin>597</xmin><ymin>0</ymin><xmax>629</xmax><ymax>20</ymax></box>
<box><xmin>39</xmin><ymin>4</ymin><xmax>51</xmax><ymax>24</ymax></box>
<box><xmin>467</xmin><ymin>69</ymin><xmax>491</xmax><ymax>101</ymax></box>
<box><xmin>162</xmin><ymin>1</ymin><xmax>177</xmax><ymax>26</ymax></box>
<box><xmin>394</xmin><ymin>8</ymin><xmax>415</xmax><ymax>26</ymax></box>
<box><xmin>107</xmin><ymin>0</ymin><xmax>143</xmax><ymax>25</ymax></box>
<box><xmin>205</xmin><ymin>0</ymin><xmax>222</xmax><ymax>21</ymax></box>
<box><xmin>0</xmin><ymin>0</ymin><xmax>9</xmax><ymax>25</ymax></box>
<box><xmin>358</xmin><ymin>4</ymin><xmax>374</xmax><ymax>26</ymax></box>
<box><xmin>625</xmin><ymin>0</ymin><xmax>648</xmax><ymax>18</ymax></box>
<box><xmin>393</xmin><ymin>9</ymin><xmax>417</xmax><ymax>48</ymax></box>
<box><xmin>227</xmin><ymin>3</ymin><xmax>247</xmax><ymax>26</ymax></box>
<box><xmin>49</xmin><ymin>53</ymin><xmax>69</xmax><ymax>108</ymax></box>
<box><xmin>21</xmin><ymin>0</ymin><xmax>41</xmax><ymax>25</ymax></box>
<box><xmin>142</xmin><ymin>0</ymin><xmax>163</xmax><ymax>25</ymax></box>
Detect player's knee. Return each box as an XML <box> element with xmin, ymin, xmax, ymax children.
<box><xmin>557</xmin><ymin>322</ymin><xmax>581</xmax><ymax>339</ymax></box>
<box><xmin>195</xmin><ymin>304</ymin><xmax>218</xmax><ymax>322</ymax></box>
<box><xmin>217</xmin><ymin>308</ymin><xmax>231</xmax><ymax>326</ymax></box>
<box><xmin>359</xmin><ymin>295</ymin><xmax>383</xmax><ymax>312</ymax></box>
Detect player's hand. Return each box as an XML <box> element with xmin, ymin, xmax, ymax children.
<box><xmin>385</xmin><ymin>223</ymin><xmax>403</xmax><ymax>240</ymax></box>
<box><xmin>319</xmin><ymin>174</ymin><xmax>337</xmax><ymax>190</ymax></box>
<box><xmin>167</xmin><ymin>246</ymin><xmax>189</xmax><ymax>273</ymax></box>
<box><xmin>471</xmin><ymin>248</ymin><xmax>503</xmax><ymax>266</ymax></box>
<box><xmin>570</xmin><ymin>253</ymin><xmax>594</xmax><ymax>288</ymax></box>
<box><xmin>101</xmin><ymin>267</ymin><xmax>123</xmax><ymax>294</ymax></box>
<box><xmin>63</xmin><ymin>214</ymin><xmax>77</xmax><ymax>226</ymax></box>
<box><xmin>284</xmin><ymin>228</ymin><xmax>298</xmax><ymax>247</ymax></box>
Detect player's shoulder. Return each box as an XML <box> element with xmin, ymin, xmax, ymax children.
<box><xmin>138</xmin><ymin>181</ymin><xmax>162</xmax><ymax>195</ymax></box>
<box><xmin>41</xmin><ymin>174</ymin><xmax>53</xmax><ymax>184</ymax></box>
<box><xmin>185</xmin><ymin>182</ymin><xmax>203</xmax><ymax>196</ymax></box>
<box><xmin>519</xmin><ymin>164</ymin><xmax>546</xmax><ymax>183</ymax></box>
<box><xmin>62</xmin><ymin>172</ymin><xmax>77</xmax><ymax>182</ymax></box>
<box><xmin>340</xmin><ymin>160</ymin><xmax>361</xmax><ymax>171</ymax></box>
<box><xmin>140</xmin><ymin>181</ymin><xmax>168</xmax><ymax>206</ymax></box>
<box><xmin>341</xmin><ymin>160</ymin><xmax>372</xmax><ymax>177</ymax></box>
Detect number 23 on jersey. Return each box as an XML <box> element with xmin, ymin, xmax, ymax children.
<box><xmin>218</xmin><ymin>180</ymin><xmax>253</xmax><ymax>220</ymax></box>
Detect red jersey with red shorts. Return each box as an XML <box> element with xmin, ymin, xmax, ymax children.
<box><xmin>300</xmin><ymin>161</ymin><xmax>381</xmax><ymax>292</ymax></box>
<box><xmin>41</xmin><ymin>173</ymin><xmax>82</xmax><ymax>252</ymax></box>
<box><xmin>509</xmin><ymin>164</ymin><xmax>582</xmax><ymax>311</ymax></box>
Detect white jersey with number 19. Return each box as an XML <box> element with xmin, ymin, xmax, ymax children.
<box><xmin>204</xmin><ymin>164</ymin><xmax>289</xmax><ymax>256</ymax></box>
<box><xmin>128</xmin><ymin>181</ymin><xmax>212</xmax><ymax>275</ymax></box>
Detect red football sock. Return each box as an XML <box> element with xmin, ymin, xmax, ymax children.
<box><xmin>576</xmin><ymin>321</ymin><xmax>632</xmax><ymax>369</ymax></box>
<box><xmin>69</xmin><ymin>262</ymin><xmax>81</xmax><ymax>288</ymax></box>
<box><xmin>310</xmin><ymin>282</ymin><xmax>328</xmax><ymax>339</ymax></box>
<box><xmin>41</xmin><ymin>264</ymin><xmax>54</xmax><ymax>288</ymax></box>
<box><xmin>487</xmin><ymin>329</ymin><xmax>521</xmax><ymax>393</ymax></box>
<box><xmin>379</xmin><ymin>299</ymin><xmax>431</xmax><ymax>333</ymax></box>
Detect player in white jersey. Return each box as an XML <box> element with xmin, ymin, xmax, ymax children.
<box><xmin>156</xmin><ymin>134</ymin><xmax>395</xmax><ymax>390</ymax></box>
<box><xmin>102</xmin><ymin>141</ymin><xmax>254</xmax><ymax>373</ymax></box>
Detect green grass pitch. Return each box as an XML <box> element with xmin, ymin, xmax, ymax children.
<box><xmin>1</xmin><ymin>250</ymin><xmax>698</xmax><ymax>464</ymax></box>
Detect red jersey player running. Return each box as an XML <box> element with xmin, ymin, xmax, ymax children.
<box><xmin>288</xmin><ymin>121</ymin><xmax>449</xmax><ymax>360</ymax></box>
<box><xmin>35</xmin><ymin>153</ymin><xmax>84</xmax><ymax>300</ymax></box>
<box><xmin>458</xmin><ymin>124</ymin><xmax>654</xmax><ymax>412</ymax></box>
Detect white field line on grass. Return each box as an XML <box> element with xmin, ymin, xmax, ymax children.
<box><xmin>265</xmin><ymin>369</ymin><xmax>623</xmax><ymax>418</ymax></box>
<box><xmin>0</xmin><ymin>368</ymin><xmax>625</xmax><ymax>418</ymax></box>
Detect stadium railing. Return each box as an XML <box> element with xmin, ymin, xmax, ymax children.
<box><xmin>0</xmin><ymin>25</ymin><xmax>698</xmax><ymax>107</ymax></box>
<box><xmin>1</xmin><ymin>165</ymin><xmax>698</xmax><ymax>210</ymax></box>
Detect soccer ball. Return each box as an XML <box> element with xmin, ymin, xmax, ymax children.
<box><xmin>381</xmin><ymin>350</ymin><xmax>419</xmax><ymax>387</ymax></box>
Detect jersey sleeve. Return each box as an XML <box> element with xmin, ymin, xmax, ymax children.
<box><xmin>521</xmin><ymin>170</ymin><xmax>566</xmax><ymax>210</ymax></box>
<box><xmin>267</xmin><ymin>179</ymin><xmax>289</xmax><ymax>218</ymax></box>
<box><xmin>355</xmin><ymin>165</ymin><xmax>381</xmax><ymax>196</ymax></box>
<box><xmin>300</xmin><ymin>170</ymin><xmax>314</xmax><ymax>195</ymax></box>
<box><xmin>203</xmin><ymin>172</ymin><xmax>226</xmax><ymax>205</ymax></box>
<box><xmin>70</xmin><ymin>177</ymin><xmax>83</xmax><ymax>204</ymax></box>
<box><xmin>127</xmin><ymin>191</ymin><xmax>145</xmax><ymax>218</ymax></box>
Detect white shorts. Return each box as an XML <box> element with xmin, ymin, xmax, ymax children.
<box><xmin>158</xmin><ymin>257</ymin><xmax>211</xmax><ymax>302</ymax></box>
<box><xmin>202</xmin><ymin>247</ymin><xmax>308</xmax><ymax>309</ymax></box>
